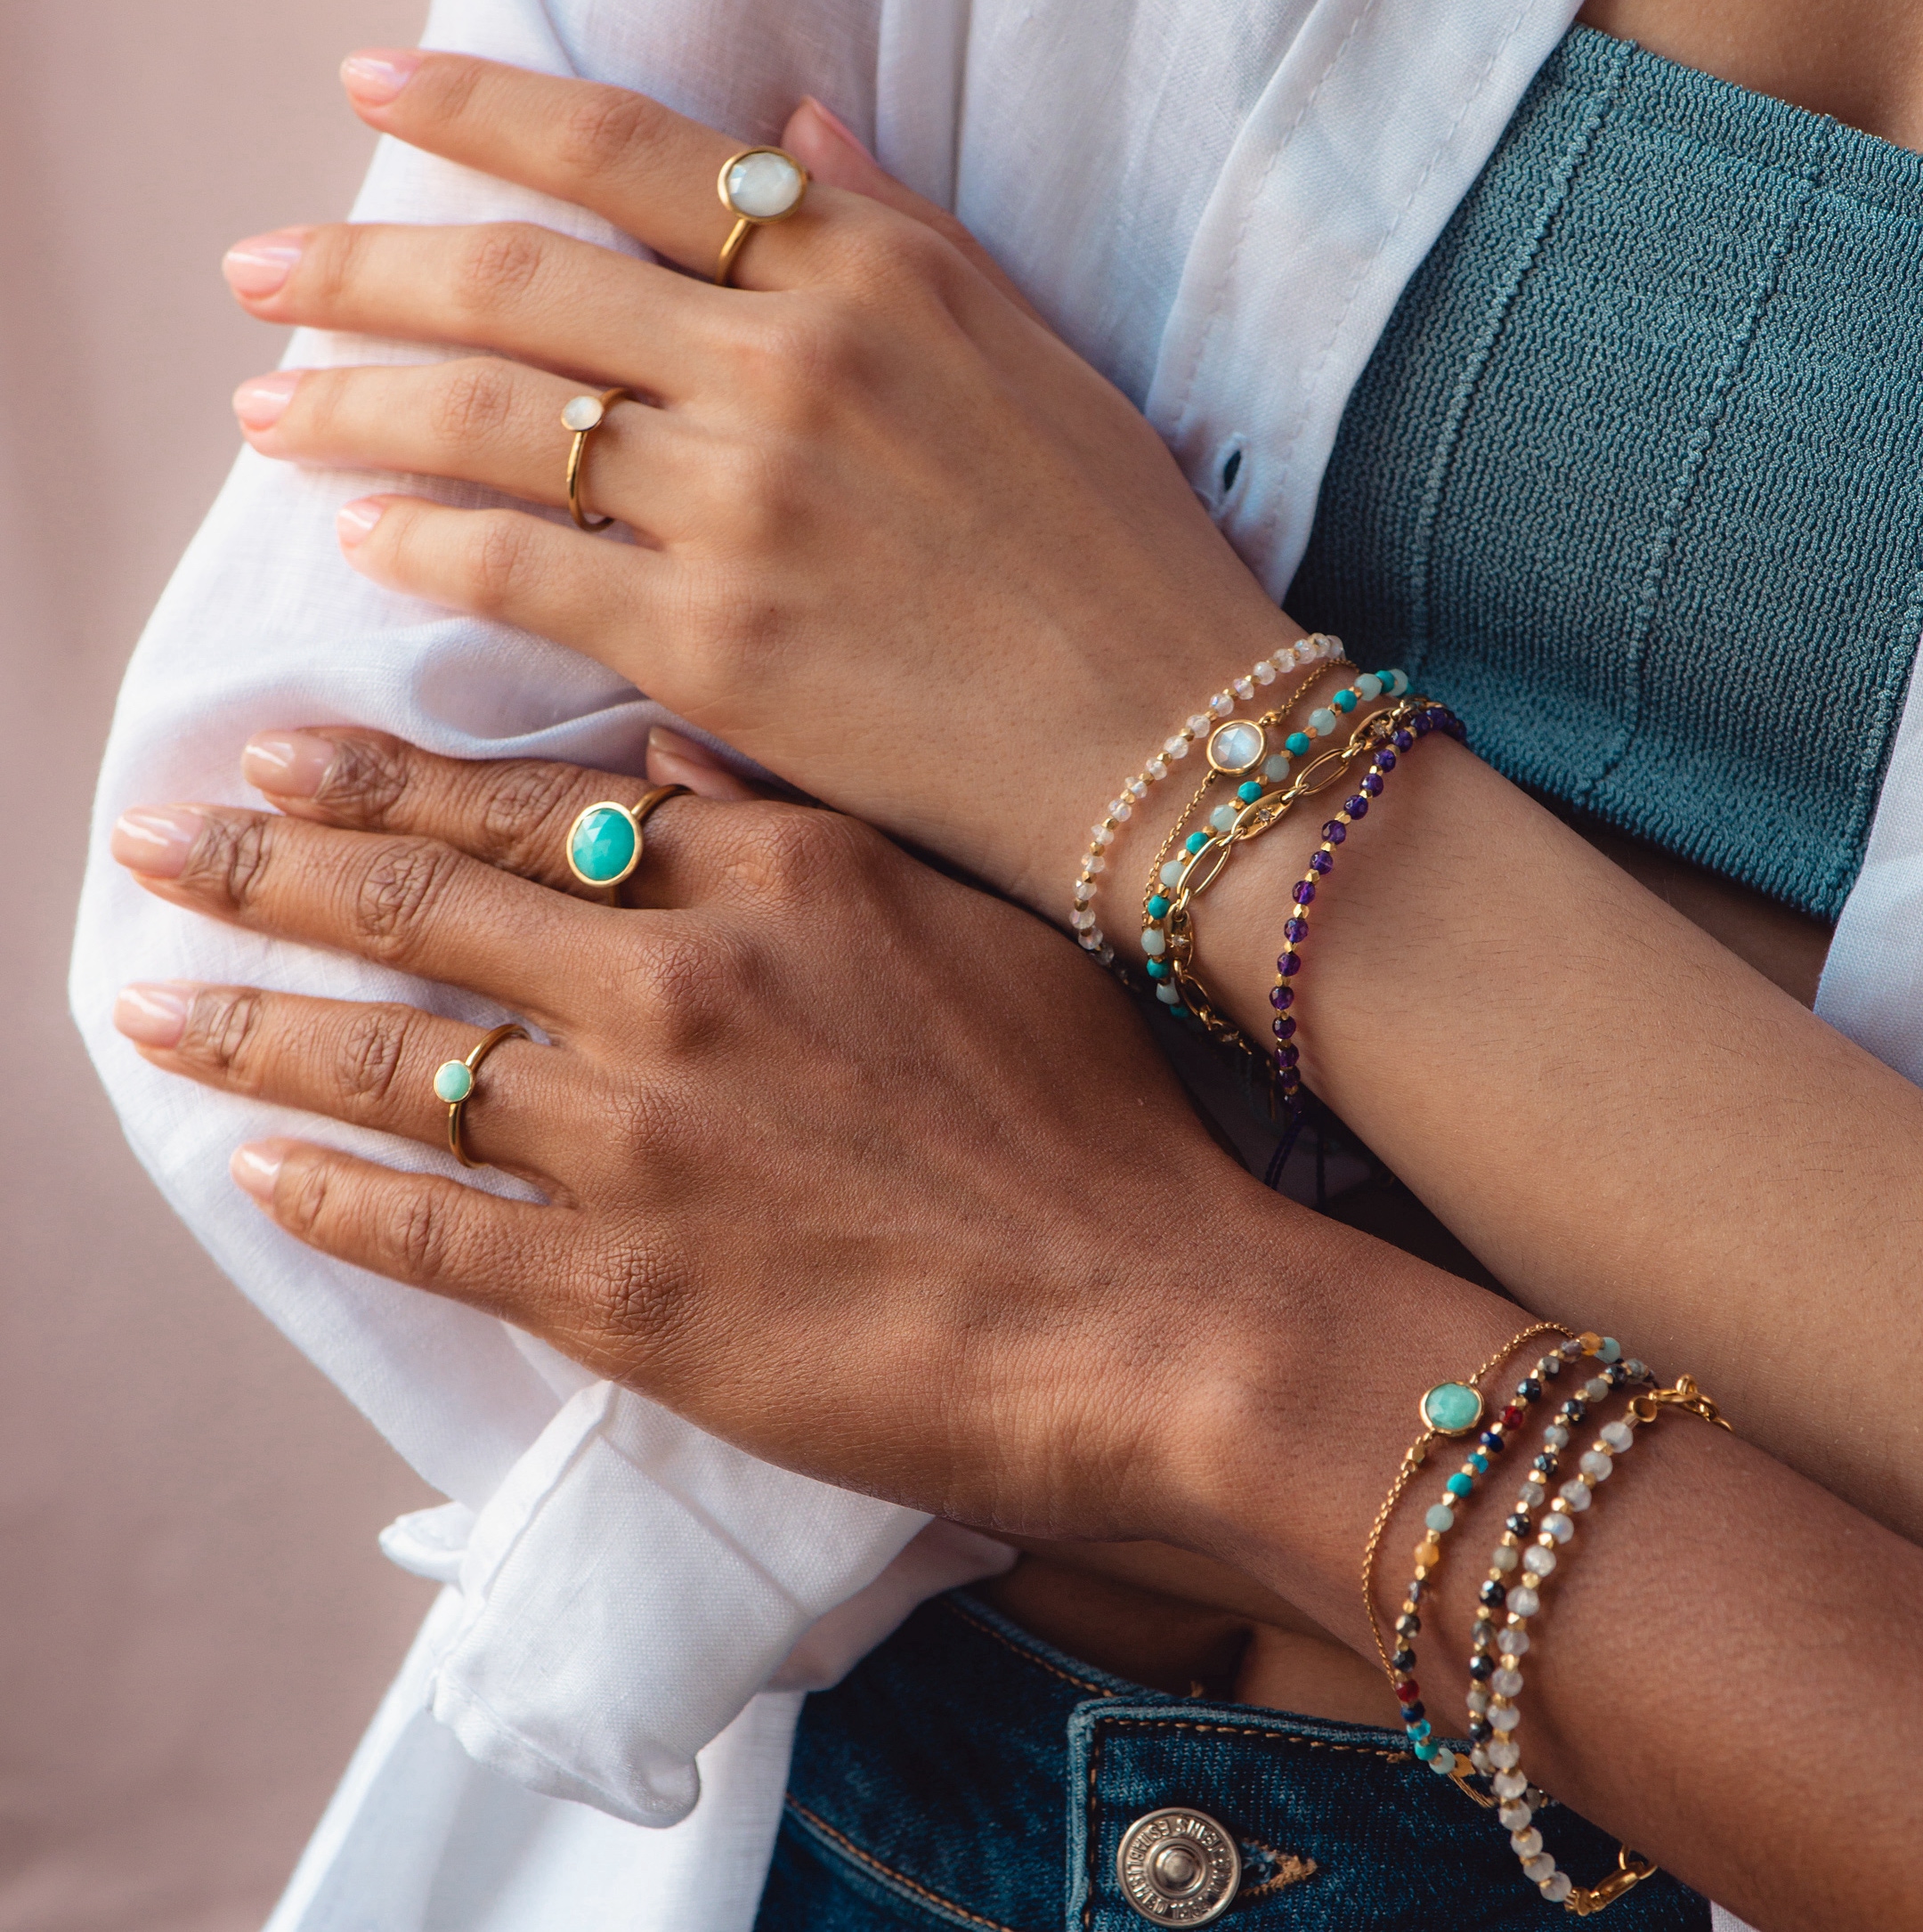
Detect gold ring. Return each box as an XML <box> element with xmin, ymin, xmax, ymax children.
<box><xmin>714</xmin><ymin>146</ymin><xmax>810</xmax><ymax>287</ymax></box>
<box><xmin>434</xmin><ymin>1022</ymin><xmax>530</xmax><ymax>1170</ymax></box>
<box><xmin>561</xmin><ymin>386</ymin><xmax>630</xmax><ymax>532</ymax></box>
<box><xmin>565</xmin><ymin>783</ymin><xmax>690</xmax><ymax>905</ymax></box>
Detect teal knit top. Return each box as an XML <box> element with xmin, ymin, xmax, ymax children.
<box><xmin>1289</xmin><ymin>28</ymin><xmax>1923</xmax><ymax>921</ymax></box>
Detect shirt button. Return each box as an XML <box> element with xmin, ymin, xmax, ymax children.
<box><xmin>1115</xmin><ymin>1807</ymin><xmax>1241</xmax><ymax>1923</ymax></box>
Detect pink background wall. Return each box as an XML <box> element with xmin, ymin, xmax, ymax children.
<box><xmin>0</xmin><ymin>5</ymin><xmax>442</xmax><ymax>1926</ymax></box>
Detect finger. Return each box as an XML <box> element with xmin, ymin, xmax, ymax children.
<box><xmin>339</xmin><ymin>51</ymin><xmax>847</xmax><ymax>290</ymax></box>
<box><xmin>780</xmin><ymin>98</ymin><xmax>1046</xmax><ymax>325</ymax></box>
<box><xmin>237</xmin><ymin>726</ymin><xmax>761</xmax><ymax>905</ymax></box>
<box><xmin>115</xmin><ymin>981</ymin><xmax>574</xmax><ymax>1175</ymax></box>
<box><xmin>335</xmin><ymin>492</ymin><xmax>668</xmax><ymax>663</ymax></box>
<box><xmin>235</xmin><ymin>1138</ymin><xmax>565</xmax><ymax>1326</ymax></box>
<box><xmin>645</xmin><ymin>727</ymin><xmax>765</xmax><ymax>802</ymax></box>
<box><xmin>109</xmin><ymin>798</ymin><xmax>600</xmax><ymax>1025</ymax></box>
<box><xmin>233</xmin><ymin>356</ymin><xmax>702</xmax><ymax>539</ymax></box>
<box><xmin>223</xmin><ymin>220</ymin><xmax>729</xmax><ymax>402</ymax></box>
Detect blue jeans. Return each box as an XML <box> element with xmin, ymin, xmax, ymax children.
<box><xmin>755</xmin><ymin>1590</ymin><xmax>1708</xmax><ymax>1930</ymax></box>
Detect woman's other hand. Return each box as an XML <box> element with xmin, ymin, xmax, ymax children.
<box><xmin>223</xmin><ymin>54</ymin><xmax>1292</xmax><ymax>912</ymax></box>
<box><xmin>107</xmin><ymin>729</ymin><xmax>1357</xmax><ymax>1548</ymax></box>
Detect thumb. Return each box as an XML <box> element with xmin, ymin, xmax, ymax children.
<box><xmin>781</xmin><ymin>96</ymin><xmax>1047</xmax><ymax>324</ymax></box>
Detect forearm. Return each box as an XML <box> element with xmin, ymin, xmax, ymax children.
<box><xmin>1040</xmin><ymin>644</ymin><xmax>1923</xmax><ymax>1536</ymax></box>
<box><xmin>1172</xmin><ymin>1179</ymin><xmax>1921</xmax><ymax>1931</ymax></box>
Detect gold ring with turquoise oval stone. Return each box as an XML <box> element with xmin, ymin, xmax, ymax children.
<box><xmin>564</xmin><ymin>784</ymin><xmax>689</xmax><ymax>905</ymax></box>
<box><xmin>434</xmin><ymin>1022</ymin><xmax>530</xmax><ymax>1169</ymax></box>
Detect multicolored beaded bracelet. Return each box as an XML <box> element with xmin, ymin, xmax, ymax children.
<box><xmin>1365</xmin><ymin>1329</ymin><xmax>1598</xmax><ymax>1781</ymax></box>
<box><xmin>1145</xmin><ymin>687</ymin><xmax>1431</xmax><ymax>1046</ymax></box>
<box><xmin>1068</xmin><ymin>632</ymin><xmax>1343</xmax><ymax>963</ymax></box>
<box><xmin>1134</xmin><ymin>655</ymin><xmax>1350</xmax><ymax>986</ymax></box>
<box><xmin>1468</xmin><ymin>1365</ymin><xmax>1732</xmax><ymax>1912</ymax></box>
<box><xmin>1263</xmin><ymin>697</ymin><xmax>1466</xmax><ymax>1115</ymax></box>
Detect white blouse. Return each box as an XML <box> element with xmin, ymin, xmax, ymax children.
<box><xmin>76</xmin><ymin>0</ymin><xmax>1873</xmax><ymax>1925</ymax></box>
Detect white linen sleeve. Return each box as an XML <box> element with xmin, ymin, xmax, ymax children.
<box><xmin>66</xmin><ymin>0</ymin><xmax>1009</xmax><ymax>1830</ymax></box>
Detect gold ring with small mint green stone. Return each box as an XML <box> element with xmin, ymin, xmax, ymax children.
<box><xmin>566</xmin><ymin>784</ymin><xmax>689</xmax><ymax>905</ymax></box>
<box><xmin>714</xmin><ymin>146</ymin><xmax>810</xmax><ymax>286</ymax></box>
<box><xmin>434</xmin><ymin>1022</ymin><xmax>531</xmax><ymax>1170</ymax></box>
<box><xmin>562</xmin><ymin>386</ymin><xmax>631</xmax><ymax>532</ymax></box>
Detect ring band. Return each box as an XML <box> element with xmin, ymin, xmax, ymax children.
<box><xmin>434</xmin><ymin>1022</ymin><xmax>530</xmax><ymax>1170</ymax></box>
<box><xmin>715</xmin><ymin>146</ymin><xmax>810</xmax><ymax>287</ymax></box>
<box><xmin>562</xmin><ymin>386</ymin><xmax>630</xmax><ymax>532</ymax></box>
<box><xmin>565</xmin><ymin>783</ymin><xmax>690</xmax><ymax>904</ymax></box>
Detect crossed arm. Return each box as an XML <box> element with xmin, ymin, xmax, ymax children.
<box><xmin>93</xmin><ymin>45</ymin><xmax>1923</xmax><ymax>1928</ymax></box>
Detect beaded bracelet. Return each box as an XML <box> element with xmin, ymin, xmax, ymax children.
<box><xmin>1133</xmin><ymin>654</ymin><xmax>1351</xmax><ymax>976</ymax></box>
<box><xmin>1145</xmin><ymin>692</ymin><xmax>1448</xmax><ymax>1123</ymax></box>
<box><xmin>1472</xmin><ymin>1367</ymin><xmax>1732</xmax><ymax>1912</ymax></box>
<box><xmin>1068</xmin><ymin>632</ymin><xmax>1343</xmax><ymax>962</ymax></box>
<box><xmin>1363</xmin><ymin>1328</ymin><xmax>1600</xmax><ymax>1780</ymax></box>
<box><xmin>1265</xmin><ymin>702</ymin><xmax>1466</xmax><ymax>1109</ymax></box>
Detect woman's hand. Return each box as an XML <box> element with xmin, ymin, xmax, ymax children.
<box><xmin>108</xmin><ymin>727</ymin><xmax>1331</xmax><ymax>1544</ymax></box>
<box><xmin>223</xmin><ymin>53</ymin><xmax>1292</xmax><ymax>910</ymax></box>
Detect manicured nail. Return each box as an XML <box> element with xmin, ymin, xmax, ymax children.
<box><xmin>223</xmin><ymin>231</ymin><xmax>306</xmax><ymax>298</ymax></box>
<box><xmin>233</xmin><ymin>371</ymin><xmax>301</xmax><ymax>431</ymax></box>
<box><xmin>231</xmin><ymin>1142</ymin><xmax>285</xmax><ymax>1203</ymax></box>
<box><xmin>801</xmin><ymin>96</ymin><xmax>872</xmax><ymax>159</ymax></box>
<box><xmin>337</xmin><ymin>498</ymin><xmax>385</xmax><ymax>546</ymax></box>
<box><xmin>111</xmin><ymin>805</ymin><xmax>204</xmax><ymax>878</ymax></box>
<box><xmin>243</xmin><ymin>730</ymin><xmax>337</xmax><ymax>797</ymax></box>
<box><xmin>114</xmin><ymin>982</ymin><xmax>195</xmax><ymax>1048</ymax></box>
<box><xmin>341</xmin><ymin>49</ymin><xmax>421</xmax><ymax>106</ymax></box>
<box><xmin>647</xmin><ymin>725</ymin><xmax>728</xmax><ymax>771</ymax></box>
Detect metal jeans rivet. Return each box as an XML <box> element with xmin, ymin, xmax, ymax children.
<box><xmin>1115</xmin><ymin>1807</ymin><xmax>1240</xmax><ymax>1923</ymax></box>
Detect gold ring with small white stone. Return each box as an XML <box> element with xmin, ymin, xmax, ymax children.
<box><xmin>434</xmin><ymin>1022</ymin><xmax>530</xmax><ymax>1169</ymax></box>
<box><xmin>562</xmin><ymin>386</ymin><xmax>630</xmax><ymax>532</ymax></box>
<box><xmin>714</xmin><ymin>146</ymin><xmax>810</xmax><ymax>287</ymax></box>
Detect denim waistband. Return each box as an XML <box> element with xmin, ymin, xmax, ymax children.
<box><xmin>759</xmin><ymin>1589</ymin><xmax>1708</xmax><ymax>1932</ymax></box>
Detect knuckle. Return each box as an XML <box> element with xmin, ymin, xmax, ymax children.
<box><xmin>178</xmin><ymin>986</ymin><xmax>267</xmax><ymax>1083</ymax></box>
<box><xmin>474</xmin><ymin>759</ymin><xmax>595</xmax><ymax>873</ymax></box>
<box><xmin>551</xmin><ymin>87</ymin><xmax>669</xmax><ymax>186</ymax></box>
<box><xmin>393</xmin><ymin>1185</ymin><xmax>452</xmax><ymax>1282</ymax></box>
<box><xmin>756</xmin><ymin>302</ymin><xmax>865</xmax><ymax>394</ymax></box>
<box><xmin>310</xmin><ymin>733</ymin><xmax>411</xmax><ymax>824</ymax></box>
<box><xmin>429</xmin><ymin>359</ymin><xmax>521</xmax><ymax>449</ymax></box>
<box><xmin>335</xmin><ymin>1003</ymin><xmax>420</xmax><ymax>1112</ymax></box>
<box><xmin>728</xmin><ymin>804</ymin><xmax>864</xmax><ymax>901</ymax></box>
<box><xmin>451</xmin><ymin>223</ymin><xmax>550</xmax><ymax>317</ymax></box>
<box><xmin>299</xmin><ymin>223</ymin><xmax>363</xmax><ymax>309</ymax></box>
<box><xmin>351</xmin><ymin>837</ymin><xmax>465</xmax><ymax>965</ymax></box>
<box><xmin>183</xmin><ymin>813</ymin><xmax>274</xmax><ymax>915</ymax></box>
<box><xmin>467</xmin><ymin>510</ymin><xmax>541</xmax><ymax>614</ymax></box>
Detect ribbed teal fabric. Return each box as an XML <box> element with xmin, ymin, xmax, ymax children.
<box><xmin>1288</xmin><ymin>28</ymin><xmax>1923</xmax><ymax>920</ymax></box>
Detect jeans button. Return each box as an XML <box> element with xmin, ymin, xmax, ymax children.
<box><xmin>1115</xmin><ymin>1807</ymin><xmax>1241</xmax><ymax>1923</ymax></box>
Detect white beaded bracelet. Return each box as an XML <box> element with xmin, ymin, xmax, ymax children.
<box><xmin>1067</xmin><ymin>633</ymin><xmax>1343</xmax><ymax>961</ymax></box>
<box><xmin>1468</xmin><ymin>1361</ymin><xmax>1731</xmax><ymax>1913</ymax></box>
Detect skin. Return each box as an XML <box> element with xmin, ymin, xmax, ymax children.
<box><xmin>108</xmin><ymin>735</ymin><xmax>1922</xmax><ymax>1930</ymax></box>
<box><xmin>102</xmin><ymin>18</ymin><xmax>1923</xmax><ymax>1917</ymax></box>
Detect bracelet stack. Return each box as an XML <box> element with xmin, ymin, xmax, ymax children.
<box><xmin>1067</xmin><ymin>632</ymin><xmax>1344</xmax><ymax>963</ymax></box>
<box><xmin>1367</xmin><ymin>1338</ymin><xmax>1733</xmax><ymax>1913</ymax></box>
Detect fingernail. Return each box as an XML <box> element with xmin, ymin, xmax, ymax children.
<box><xmin>337</xmin><ymin>498</ymin><xmax>385</xmax><ymax>546</ymax></box>
<box><xmin>243</xmin><ymin>730</ymin><xmax>337</xmax><ymax>798</ymax></box>
<box><xmin>801</xmin><ymin>96</ymin><xmax>872</xmax><ymax>158</ymax></box>
<box><xmin>233</xmin><ymin>371</ymin><xmax>301</xmax><ymax>431</ymax></box>
<box><xmin>114</xmin><ymin>982</ymin><xmax>196</xmax><ymax>1048</ymax></box>
<box><xmin>223</xmin><ymin>230</ymin><xmax>306</xmax><ymax>298</ymax></box>
<box><xmin>231</xmin><ymin>1142</ymin><xmax>285</xmax><ymax>1203</ymax></box>
<box><xmin>647</xmin><ymin>725</ymin><xmax>728</xmax><ymax>771</ymax></box>
<box><xmin>341</xmin><ymin>49</ymin><xmax>421</xmax><ymax>106</ymax></box>
<box><xmin>111</xmin><ymin>805</ymin><xmax>204</xmax><ymax>878</ymax></box>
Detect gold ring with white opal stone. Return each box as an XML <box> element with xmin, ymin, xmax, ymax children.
<box><xmin>434</xmin><ymin>1022</ymin><xmax>530</xmax><ymax>1169</ymax></box>
<box><xmin>562</xmin><ymin>386</ymin><xmax>630</xmax><ymax>532</ymax></box>
<box><xmin>714</xmin><ymin>146</ymin><xmax>811</xmax><ymax>286</ymax></box>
